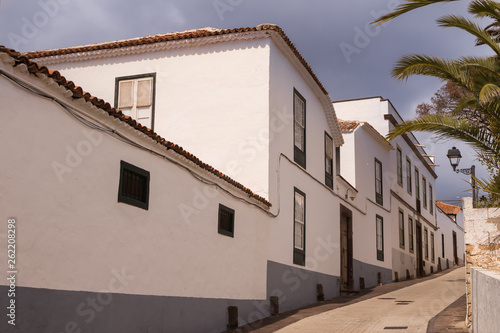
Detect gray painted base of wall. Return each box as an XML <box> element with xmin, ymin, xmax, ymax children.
<box><xmin>353</xmin><ymin>259</ymin><xmax>392</xmax><ymax>290</ymax></box>
<box><xmin>0</xmin><ymin>285</ymin><xmax>269</xmax><ymax>333</ymax></box>
<box><xmin>266</xmin><ymin>260</ymin><xmax>340</xmax><ymax>313</ymax></box>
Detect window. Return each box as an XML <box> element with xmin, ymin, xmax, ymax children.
<box><xmin>325</xmin><ymin>132</ymin><xmax>333</xmax><ymax>189</ymax></box>
<box><xmin>115</xmin><ymin>73</ymin><xmax>156</xmax><ymax>130</ymax></box>
<box><xmin>118</xmin><ymin>160</ymin><xmax>150</xmax><ymax>210</ymax></box>
<box><xmin>431</xmin><ymin>232</ymin><xmax>435</xmax><ymax>263</ymax></box>
<box><xmin>294</xmin><ymin>188</ymin><xmax>306</xmax><ymax>266</ymax></box>
<box><xmin>375</xmin><ymin>158</ymin><xmax>383</xmax><ymax>205</ymax></box>
<box><xmin>399</xmin><ymin>209</ymin><xmax>405</xmax><ymax>249</ymax></box>
<box><xmin>293</xmin><ymin>89</ymin><xmax>306</xmax><ymax>168</ymax></box>
<box><xmin>429</xmin><ymin>185</ymin><xmax>434</xmax><ymax>215</ymax></box>
<box><xmin>376</xmin><ymin>215</ymin><xmax>384</xmax><ymax>261</ymax></box>
<box><xmin>422</xmin><ymin>177</ymin><xmax>427</xmax><ymax>209</ymax></box>
<box><xmin>397</xmin><ymin>147</ymin><xmax>403</xmax><ymax>186</ymax></box>
<box><xmin>424</xmin><ymin>227</ymin><xmax>429</xmax><ymax>260</ymax></box>
<box><xmin>335</xmin><ymin>147</ymin><xmax>341</xmax><ymax>175</ymax></box>
<box><xmin>442</xmin><ymin>234</ymin><xmax>445</xmax><ymax>258</ymax></box>
<box><xmin>415</xmin><ymin>168</ymin><xmax>420</xmax><ymax>200</ymax></box>
<box><xmin>218</xmin><ymin>204</ymin><xmax>235</xmax><ymax>237</ymax></box>
<box><xmin>406</xmin><ymin>158</ymin><xmax>412</xmax><ymax>194</ymax></box>
<box><xmin>408</xmin><ymin>216</ymin><xmax>414</xmax><ymax>253</ymax></box>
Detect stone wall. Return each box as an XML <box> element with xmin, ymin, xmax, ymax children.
<box><xmin>462</xmin><ymin>197</ymin><xmax>500</xmax><ymax>329</ymax></box>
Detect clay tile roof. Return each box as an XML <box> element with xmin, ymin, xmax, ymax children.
<box><xmin>0</xmin><ymin>45</ymin><xmax>271</xmax><ymax>207</ymax></box>
<box><xmin>23</xmin><ymin>24</ymin><xmax>329</xmax><ymax>96</ymax></box>
<box><xmin>436</xmin><ymin>201</ymin><xmax>461</xmax><ymax>215</ymax></box>
<box><xmin>338</xmin><ymin>119</ymin><xmax>362</xmax><ymax>132</ymax></box>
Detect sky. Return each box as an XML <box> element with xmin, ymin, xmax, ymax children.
<box><xmin>0</xmin><ymin>0</ymin><xmax>493</xmax><ymax>204</ymax></box>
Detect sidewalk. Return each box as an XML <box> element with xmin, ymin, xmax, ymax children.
<box><xmin>227</xmin><ymin>266</ymin><xmax>467</xmax><ymax>333</ymax></box>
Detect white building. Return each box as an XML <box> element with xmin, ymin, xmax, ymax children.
<box><xmin>0</xmin><ymin>46</ymin><xmax>276</xmax><ymax>333</ymax></box>
<box><xmin>334</xmin><ymin>97</ymin><xmax>442</xmax><ymax>279</ymax></box>
<box><xmin>436</xmin><ymin>201</ymin><xmax>465</xmax><ymax>268</ymax></box>
<box><xmin>2</xmin><ymin>25</ymin><xmax>466</xmax><ymax>332</ymax></box>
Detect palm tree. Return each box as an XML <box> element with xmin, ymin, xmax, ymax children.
<box><xmin>376</xmin><ymin>0</ymin><xmax>500</xmax><ymax>197</ymax></box>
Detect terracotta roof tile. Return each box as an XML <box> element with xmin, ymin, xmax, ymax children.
<box><xmin>0</xmin><ymin>45</ymin><xmax>271</xmax><ymax>207</ymax></box>
<box><xmin>22</xmin><ymin>24</ymin><xmax>329</xmax><ymax>96</ymax></box>
<box><xmin>338</xmin><ymin>119</ymin><xmax>361</xmax><ymax>132</ymax></box>
<box><xmin>436</xmin><ymin>201</ymin><xmax>461</xmax><ymax>215</ymax></box>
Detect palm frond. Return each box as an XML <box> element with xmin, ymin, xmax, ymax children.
<box><xmin>437</xmin><ymin>14</ymin><xmax>500</xmax><ymax>55</ymax></box>
<box><xmin>392</xmin><ymin>55</ymin><xmax>462</xmax><ymax>82</ymax></box>
<box><xmin>469</xmin><ymin>0</ymin><xmax>500</xmax><ymax>20</ymax></box>
<box><xmin>386</xmin><ymin>115</ymin><xmax>500</xmax><ymax>158</ymax></box>
<box><xmin>372</xmin><ymin>0</ymin><xmax>459</xmax><ymax>25</ymax></box>
<box><xmin>479</xmin><ymin>83</ymin><xmax>500</xmax><ymax>103</ymax></box>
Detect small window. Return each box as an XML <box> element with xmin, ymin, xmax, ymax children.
<box><xmin>335</xmin><ymin>146</ymin><xmax>341</xmax><ymax>175</ymax></box>
<box><xmin>415</xmin><ymin>168</ymin><xmax>420</xmax><ymax>200</ymax></box>
<box><xmin>423</xmin><ymin>177</ymin><xmax>427</xmax><ymax>209</ymax></box>
<box><xmin>406</xmin><ymin>158</ymin><xmax>412</xmax><ymax>195</ymax></box>
<box><xmin>408</xmin><ymin>216</ymin><xmax>414</xmax><ymax>253</ymax></box>
<box><xmin>293</xmin><ymin>89</ymin><xmax>306</xmax><ymax>168</ymax></box>
<box><xmin>399</xmin><ymin>209</ymin><xmax>405</xmax><ymax>249</ymax></box>
<box><xmin>118</xmin><ymin>161</ymin><xmax>150</xmax><ymax>210</ymax></box>
<box><xmin>218</xmin><ymin>204</ymin><xmax>235</xmax><ymax>237</ymax></box>
<box><xmin>429</xmin><ymin>185</ymin><xmax>434</xmax><ymax>215</ymax></box>
<box><xmin>397</xmin><ymin>147</ymin><xmax>403</xmax><ymax>186</ymax></box>
<box><xmin>325</xmin><ymin>132</ymin><xmax>334</xmax><ymax>189</ymax></box>
<box><xmin>424</xmin><ymin>227</ymin><xmax>429</xmax><ymax>260</ymax></box>
<box><xmin>431</xmin><ymin>232</ymin><xmax>435</xmax><ymax>263</ymax></box>
<box><xmin>294</xmin><ymin>188</ymin><xmax>306</xmax><ymax>266</ymax></box>
<box><xmin>375</xmin><ymin>159</ymin><xmax>383</xmax><ymax>205</ymax></box>
<box><xmin>376</xmin><ymin>215</ymin><xmax>384</xmax><ymax>261</ymax></box>
<box><xmin>115</xmin><ymin>73</ymin><xmax>156</xmax><ymax>130</ymax></box>
<box><xmin>442</xmin><ymin>234</ymin><xmax>445</xmax><ymax>258</ymax></box>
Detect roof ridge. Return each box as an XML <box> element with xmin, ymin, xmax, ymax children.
<box><xmin>0</xmin><ymin>45</ymin><xmax>271</xmax><ymax>207</ymax></box>
<box><xmin>21</xmin><ymin>24</ymin><xmax>329</xmax><ymax>96</ymax></box>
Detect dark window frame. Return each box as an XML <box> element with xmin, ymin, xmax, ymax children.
<box><xmin>408</xmin><ymin>215</ymin><xmax>414</xmax><ymax>253</ymax></box>
<box><xmin>397</xmin><ymin>147</ymin><xmax>403</xmax><ymax>187</ymax></box>
<box><xmin>375</xmin><ymin>158</ymin><xmax>383</xmax><ymax>205</ymax></box>
<box><xmin>442</xmin><ymin>234</ymin><xmax>445</xmax><ymax>258</ymax></box>
<box><xmin>335</xmin><ymin>146</ymin><xmax>341</xmax><ymax>175</ymax></box>
<box><xmin>424</xmin><ymin>227</ymin><xmax>429</xmax><ymax>260</ymax></box>
<box><xmin>293</xmin><ymin>88</ymin><xmax>306</xmax><ymax>168</ymax></box>
<box><xmin>118</xmin><ymin>160</ymin><xmax>150</xmax><ymax>210</ymax></box>
<box><xmin>431</xmin><ymin>231</ymin><xmax>435</xmax><ymax>263</ymax></box>
<box><xmin>376</xmin><ymin>215</ymin><xmax>384</xmax><ymax>261</ymax></box>
<box><xmin>218</xmin><ymin>204</ymin><xmax>235</xmax><ymax>238</ymax></box>
<box><xmin>325</xmin><ymin>132</ymin><xmax>334</xmax><ymax>189</ymax></box>
<box><xmin>423</xmin><ymin>176</ymin><xmax>427</xmax><ymax>209</ymax></box>
<box><xmin>114</xmin><ymin>73</ymin><xmax>157</xmax><ymax>130</ymax></box>
<box><xmin>399</xmin><ymin>209</ymin><xmax>405</xmax><ymax>249</ymax></box>
<box><xmin>406</xmin><ymin>157</ymin><xmax>412</xmax><ymax>195</ymax></box>
<box><xmin>429</xmin><ymin>184</ymin><xmax>434</xmax><ymax>215</ymax></box>
<box><xmin>293</xmin><ymin>187</ymin><xmax>306</xmax><ymax>266</ymax></box>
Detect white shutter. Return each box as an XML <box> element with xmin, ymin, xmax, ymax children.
<box><xmin>136</xmin><ymin>79</ymin><xmax>152</xmax><ymax>107</ymax></box>
<box><xmin>118</xmin><ymin>81</ymin><xmax>134</xmax><ymax>108</ymax></box>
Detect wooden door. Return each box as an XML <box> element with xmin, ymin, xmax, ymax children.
<box><xmin>416</xmin><ymin>222</ymin><xmax>423</xmax><ymax>277</ymax></box>
<box><xmin>453</xmin><ymin>231</ymin><xmax>458</xmax><ymax>265</ymax></box>
<box><xmin>340</xmin><ymin>207</ymin><xmax>353</xmax><ymax>291</ymax></box>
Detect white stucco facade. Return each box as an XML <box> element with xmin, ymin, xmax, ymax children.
<box><xmin>334</xmin><ymin>97</ymin><xmax>441</xmax><ymax>279</ymax></box>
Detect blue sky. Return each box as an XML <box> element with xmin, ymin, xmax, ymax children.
<box><xmin>0</xmin><ymin>0</ymin><xmax>491</xmax><ymax>203</ymax></box>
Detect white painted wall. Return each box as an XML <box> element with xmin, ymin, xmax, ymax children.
<box><xmin>334</xmin><ymin>97</ymin><xmax>440</xmax><ymax>279</ymax></box>
<box><xmin>267</xmin><ymin>40</ymin><xmax>343</xmax><ymax>276</ymax></box>
<box><xmin>35</xmin><ymin>38</ymin><xmax>272</xmax><ymax>200</ymax></box>
<box><xmin>0</xmin><ymin>65</ymin><xmax>270</xmax><ymax>300</ymax></box>
<box><xmin>436</xmin><ymin>207</ymin><xmax>465</xmax><ymax>267</ymax></box>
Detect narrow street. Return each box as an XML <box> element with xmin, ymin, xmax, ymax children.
<box><xmin>275</xmin><ymin>267</ymin><xmax>466</xmax><ymax>332</ymax></box>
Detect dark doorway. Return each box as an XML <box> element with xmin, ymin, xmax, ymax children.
<box><xmin>416</xmin><ymin>222</ymin><xmax>423</xmax><ymax>277</ymax></box>
<box><xmin>453</xmin><ymin>231</ymin><xmax>458</xmax><ymax>265</ymax></box>
<box><xmin>340</xmin><ymin>205</ymin><xmax>353</xmax><ymax>291</ymax></box>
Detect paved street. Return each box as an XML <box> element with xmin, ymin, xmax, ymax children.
<box><xmin>275</xmin><ymin>267</ymin><xmax>466</xmax><ymax>333</ymax></box>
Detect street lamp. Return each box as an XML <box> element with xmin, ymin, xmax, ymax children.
<box><xmin>446</xmin><ymin>147</ymin><xmax>477</xmax><ymax>207</ymax></box>
<box><xmin>446</xmin><ymin>147</ymin><xmax>462</xmax><ymax>172</ymax></box>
